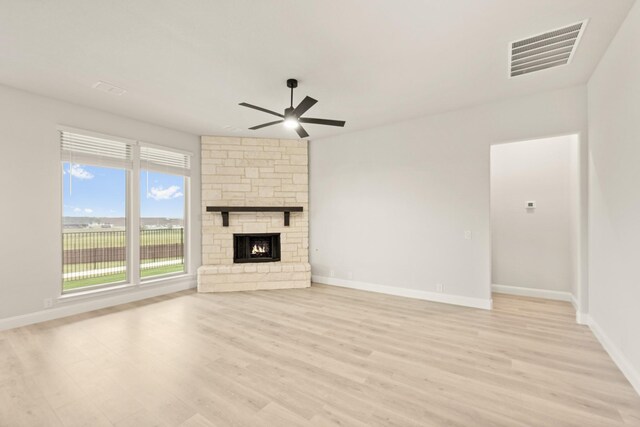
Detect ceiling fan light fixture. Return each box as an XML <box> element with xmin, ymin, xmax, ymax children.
<box><xmin>283</xmin><ymin>116</ymin><xmax>299</xmax><ymax>129</ymax></box>
<box><xmin>239</xmin><ymin>78</ymin><xmax>345</xmax><ymax>138</ymax></box>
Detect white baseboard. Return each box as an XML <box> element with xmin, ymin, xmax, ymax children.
<box><xmin>0</xmin><ymin>276</ymin><xmax>196</xmax><ymax>331</ymax></box>
<box><xmin>586</xmin><ymin>315</ymin><xmax>640</xmax><ymax>397</ymax></box>
<box><xmin>570</xmin><ymin>295</ymin><xmax>579</xmax><ymax>310</ymax></box>
<box><xmin>576</xmin><ymin>311</ymin><xmax>590</xmax><ymax>325</ymax></box>
<box><xmin>312</xmin><ymin>276</ymin><xmax>492</xmax><ymax>310</ymax></box>
<box><xmin>492</xmin><ymin>284</ymin><xmax>573</xmax><ymax>302</ymax></box>
<box><xmin>570</xmin><ymin>296</ymin><xmax>590</xmax><ymax>325</ymax></box>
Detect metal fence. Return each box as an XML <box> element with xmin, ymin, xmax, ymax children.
<box><xmin>63</xmin><ymin>228</ymin><xmax>184</xmax><ymax>286</ymax></box>
<box><xmin>140</xmin><ymin>228</ymin><xmax>184</xmax><ymax>273</ymax></box>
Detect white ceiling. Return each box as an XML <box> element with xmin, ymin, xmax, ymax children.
<box><xmin>0</xmin><ymin>0</ymin><xmax>634</xmax><ymax>140</ymax></box>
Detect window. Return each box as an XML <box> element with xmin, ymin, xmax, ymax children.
<box><xmin>60</xmin><ymin>128</ymin><xmax>191</xmax><ymax>293</ymax></box>
<box><xmin>62</xmin><ymin>163</ymin><xmax>127</xmax><ymax>291</ymax></box>
<box><xmin>140</xmin><ymin>171</ymin><xmax>186</xmax><ymax>279</ymax></box>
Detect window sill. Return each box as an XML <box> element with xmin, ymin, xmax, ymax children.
<box><xmin>140</xmin><ymin>272</ymin><xmax>195</xmax><ymax>287</ymax></box>
<box><xmin>58</xmin><ymin>283</ymin><xmax>136</xmax><ymax>302</ymax></box>
<box><xmin>57</xmin><ymin>273</ymin><xmax>195</xmax><ymax>303</ymax></box>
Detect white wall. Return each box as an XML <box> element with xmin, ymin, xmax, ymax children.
<box><xmin>310</xmin><ymin>85</ymin><xmax>587</xmax><ymax>307</ymax></box>
<box><xmin>587</xmin><ymin>0</ymin><xmax>640</xmax><ymax>394</ymax></box>
<box><xmin>0</xmin><ymin>84</ymin><xmax>201</xmax><ymax>324</ymax></box>
<box><xmin>491</xmin><ymin>135</ymin><xmax>578</xmax><ymax>295</ymax></box>
<box><xmin>568</xmin><ymin>137</ymin><xmax>583</xmax><ymax>304</ymax></box>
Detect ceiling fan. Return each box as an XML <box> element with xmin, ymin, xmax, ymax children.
<box><xmin>239</xmin><ymin>79</ymin><xmax>346</xmax><ymax>138</ymax></box>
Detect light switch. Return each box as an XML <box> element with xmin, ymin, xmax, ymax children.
<box><xmin>526</xmin><ymin>201</ymin><xmax>536</xmax><ymax>209</ymax></box>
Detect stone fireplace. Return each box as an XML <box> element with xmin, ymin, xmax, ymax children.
<box><xmin>197</xmin><ymin>136</ymin><xmax>311</xmax><ymax>292</ymax></box>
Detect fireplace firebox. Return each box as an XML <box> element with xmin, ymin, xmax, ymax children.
<box><xmin>233</xmin><ymin>233</ymin><xmax>281</xmax><ymax>263</ymax></box>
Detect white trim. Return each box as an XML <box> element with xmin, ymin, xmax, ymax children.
<box><xmin>58</xmin><ymin>273</ymin><xmax>194</xmax><ymax>302</ymax></box>
<box><xmin>130</xmin><ymin>144</ymin><xmax>141</xmax><ymax>286</ymax></box>
<box><xmin>0</xmin><ymin>275</ymin><xmax>196</xmax><ymax>331</ymax></box>
<box><xmin>183</xmin><ymin>176</ymin><xmax>191</xmax><ymax>275</ymax></box>
<box><xmin>59</xmin><ymin>282</ymin><xmax>136</xmax><ymax>301</ymax></box>
<box><xmin>586</xmin><ymin>316</ymin><xmax>640</xmax><ymax>397</ymax></box>
<box><xmin>313</xmin><ymin>276</ymin><xmax>492</xmax><ymax>310</ymax></box>
<box><xmin>576</xmin><ymin>311</ymin><xmax>589</xmax><ymax>325</ymax></box>
<box><xmin>492</xmin><ymin>284</ymin><xmax>573</xmax><ymax>302</ymax></box>
<box><xmin>571</xmin><ymin>294</ymin><xmax>579</xmax><ymax>311</ymax></box>
<box><xmin>570</xmin><ymin>294</ymin><xmax>585</xmax><ymax>325</ymax></box>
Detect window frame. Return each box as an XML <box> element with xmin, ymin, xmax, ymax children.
<box><xmin>59</xmin><ymin>126</ymin><xmax>191</xmax><ymax>295</ymax></box>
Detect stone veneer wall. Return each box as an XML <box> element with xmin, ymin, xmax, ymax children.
<box><xmin>197</xmin><ymin>136</ymin><xmax>310</xmax><ymax>292</ymax></box>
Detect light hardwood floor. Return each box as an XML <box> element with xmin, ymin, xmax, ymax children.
<box><xmin>1</xmin><ymin>284</ymin><xmax>639</xmax><ymax>426</ymax></box>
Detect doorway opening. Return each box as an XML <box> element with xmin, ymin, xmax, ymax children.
<box><xmin>490</xmin><ymin>134</ymin><xmax>585</xmax><ymax>318</ymax></box>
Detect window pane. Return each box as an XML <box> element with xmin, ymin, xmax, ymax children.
<box><xmin>62</xmin><ymin>162</ymin><xmax>127</xmax><ymax>292</ymax></box>
<box><xmin>140</xmin><ymin>170</ymin><xmax>185</xmax><ymax>279</ymax></box>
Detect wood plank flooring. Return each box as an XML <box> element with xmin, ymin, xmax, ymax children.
<box><xmin>1</xmin><ymin>284</ymin><xmax>638</xmax><ymax>426</ymax></box>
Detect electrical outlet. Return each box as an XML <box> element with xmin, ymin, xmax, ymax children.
<box><xmin>43</xmin><ymin>298</ymin><xmax>53</xmax><ymax>309</ymax></box>
<box><xmin>464</xmin><ymin>230</ymin><xmax>472</xmax><ymax>240</ymax></box>
<box><xmin>436</xmin><ymin>284</ymin><xmax>444</xmax><ymax>293</ymax></box>
<box><xmin>330</xmin><ymin>270</ymin><xmax>335</xmax><ymax>277</ymax></box>
<box><xmin>347</xmin><ymin>271</ymin><xmax>353</xmax><ymax>279</ymax></box>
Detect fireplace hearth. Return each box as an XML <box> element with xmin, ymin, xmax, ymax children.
<box><xmin>234</xmin><ymin>233</ymin><xmax>281</xmax><ymax>263</ymax></box>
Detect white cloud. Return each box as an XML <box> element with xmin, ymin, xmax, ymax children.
<box><xmin>71</xmin><ymin>207</ymin><xmax>94</xmax><ymax>214</ymax></box>
<box><xmin>148</xmin><ymin>185</ymin><xmax>183</xmax><ymax>201</ymax></box>
<box><xmin>69</xmin><ymin>164</ymin><xmax>94</xmax><ymax>180</ymax></box>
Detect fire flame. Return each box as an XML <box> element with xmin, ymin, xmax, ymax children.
<box><xmin>251</xmin><ymin>244</ymin><xmax>267</xmax><ymax>255</ymax></box>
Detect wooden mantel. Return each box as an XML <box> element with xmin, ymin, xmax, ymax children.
<box><xmin>206</xmin><ymin>206</ymin><xmax>304</xmax><ymax>227</ymax></box>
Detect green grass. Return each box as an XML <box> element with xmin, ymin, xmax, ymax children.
<box><xmin>63</xmin><ymin>263</ymin><xmax>185</xmax><ymax>292</ymax></box>
<box><xmin>64</xmin><ymin>258</ymin><xmax>180</xmax><ymax>273</ymax></box>
<box><xmin>63</xmin><ymin>273</ymin><xmax>127</xmax><ymax>291</ymax></box>
<box><xmin>141</xmin><ymin>263</ymin><xmax>185</xmax><ymax>278</ymax></box>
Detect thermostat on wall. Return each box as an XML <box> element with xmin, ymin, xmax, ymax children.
<box><xmin>526</xmin><ymin>201</ymin><xmax>536</xmax><ymax>209</ymax></box>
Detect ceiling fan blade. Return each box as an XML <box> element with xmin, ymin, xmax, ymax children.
<box><xmin>299</xmin><ymin>117</ymin><xmax>346</xmax><ymax>127</ymax></box>
<box><xmin>239</xmin><ymin>102</ymin><xmax>284</xmax><ymax>118</ymax></box>
<box><xmin>292</xmin><ymin>96</ymin><xmax>317</xmax><ymax>117</ymax></box>
<box><xmin>249</xmin><ymin>120</ymin><xmax>284</xmax><ymax>130</ymax></box>
<box><xmin>295</xmin><ymin>125</ymin><xmax>309</xmax><ymax>139</ymax></box>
